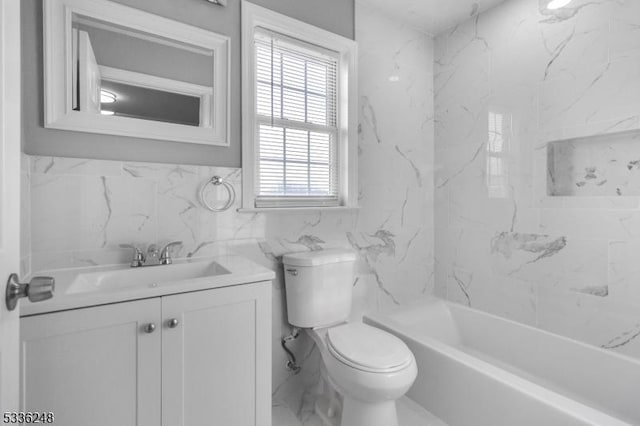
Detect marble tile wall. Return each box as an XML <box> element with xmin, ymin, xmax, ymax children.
<box><xmin>24</xmin><ymin>3</ymin><xmax>434</xmax><ymax>415</ymax></box>
<box><xmin>435</xmin><ymin>0</ymin><xmax>640</xmax><ymax>358</ymax></box>
<box><xmin>355</xmin><ymin>2</ymin><xmax>435</xmax><ymax>309</ymax></box>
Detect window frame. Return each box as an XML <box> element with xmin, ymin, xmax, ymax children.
<box><xmin>240</xmin><ymin>1</ymin><xmax>358</xmax><ymax>211</ymax></box>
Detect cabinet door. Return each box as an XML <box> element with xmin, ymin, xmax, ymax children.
<box><xmin>20</xmin><ymin>299</ymin><xmax>161</xmax><ymax>426</ymax></box>
<box><xmin>162</xmin><ymin>282</ymin><xmax>271</xmax><ymax>426</ymax></box>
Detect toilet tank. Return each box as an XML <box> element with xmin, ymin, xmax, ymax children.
<box><xmin>282</xmin><ymin>249</ymin><xmax>357</xmax><ymax>328</ymax></box>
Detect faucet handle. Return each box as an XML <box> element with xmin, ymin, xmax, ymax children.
<box><xmin>160</xmin><ymin>241</ymin><xmax>183</xmax><ymax>265</ymax></box>
<box><xmin>119</xmin><ymin>244</ymin><xmax>145</xmax><ymax>267</ymax></box>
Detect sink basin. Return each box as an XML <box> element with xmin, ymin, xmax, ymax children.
<box><xmin>67</xmin><ymin>260</ymin><xmax>231</xmax><ymax>294</ymax></box>
<box><xmin>21</xmin><ymin>254</ymin><xmax>275</xmax><ymax>316</ymax></box>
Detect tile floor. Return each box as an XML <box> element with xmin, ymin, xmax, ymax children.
<box><xmin>272</xmin><ymin>397</ymin><xmax>447</xmax><ymax>426</ymax></box>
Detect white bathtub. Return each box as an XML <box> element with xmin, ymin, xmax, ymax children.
<box><xmin>364</xmin><ymin>298</ymin><xmax>640</xmax><ymax>426</ymax></box>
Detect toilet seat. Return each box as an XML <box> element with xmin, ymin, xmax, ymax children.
<box><xmin>326</xmin><ymin>323</ymin><xmax>413</xmax><ymax>373</ymax></box>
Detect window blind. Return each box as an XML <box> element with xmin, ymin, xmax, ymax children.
<box><xmin>254</xmin><ymin>28</ymin><xmax>340</xmax><ymax>207</ymax></box>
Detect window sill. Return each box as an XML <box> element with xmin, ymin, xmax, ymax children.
<box><xmin>237</xmin><ymin>205</ymin><xmax>360</xmax><ymax>213</ymax></box>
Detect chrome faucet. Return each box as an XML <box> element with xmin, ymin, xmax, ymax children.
<box><xmin>159</xmin><ymin>241</ymin><xmax>182</xmax><ymax>265</ymax></box>
<box><xmin>120</xmin><ymin>241</ymin><xmax>182</xmax><ymax>267</ymax></box>
<box><xmin>120</xmin><ymin>244</ymin><xmax>145</xmax><ymax>267</ymax></box>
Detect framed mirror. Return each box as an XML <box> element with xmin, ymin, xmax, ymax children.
<box><xmin>44</xmin><ymin>0</ymin><xmax>230</xmax><ymax>146</ymax></box>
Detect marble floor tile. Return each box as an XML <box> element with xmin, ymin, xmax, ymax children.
<box><xmin>397</xmin><ymin>397</ymin><xmax>448</xmax><ymax>426</ymax></box>
<box><xmin>272</xmin><ymin>397</ymin><xmax>448</xmax><ymax>426</ymax></box>
<box><xmin>272</xmin><ymin>403</ymin><xmax>304</xmax><ymax>426</ymax></box>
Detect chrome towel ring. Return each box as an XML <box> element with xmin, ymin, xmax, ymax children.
<box><xmin>198</xmin><ymin>175</ymin><xmax>236</xmax><ymax>212</ymax></box>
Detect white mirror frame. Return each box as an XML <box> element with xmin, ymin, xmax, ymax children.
<box><xmin>44</xmin><ymin>0</ymin><xmax>230</xmax><ymax>146</ymax></box>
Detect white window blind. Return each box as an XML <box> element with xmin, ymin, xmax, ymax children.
<box><xmin>254</xmin><ymin>28</ymin><xmax>340</xmax><ymax>207</ymax></box>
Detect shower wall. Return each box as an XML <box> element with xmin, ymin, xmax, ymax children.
<box><xmin>434</xmin><ymin>0</ymin><xmax>640</xmax><ymax>358</ymax></box>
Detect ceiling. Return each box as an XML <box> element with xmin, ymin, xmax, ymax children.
<box><xmin>357</xmin><ymin>0</ymin><xmax>509</xmax><ymax>35</ymax></box>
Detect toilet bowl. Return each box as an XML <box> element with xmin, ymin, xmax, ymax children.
<box><xmin>282</xmin><ymin>249</ymin><xmax>418</xmax><ymax>426</ymax></box>
<box><xmin>308</xmin><ymin>323</ymin><xmax>417</xmax><ymax>426</ymax></box>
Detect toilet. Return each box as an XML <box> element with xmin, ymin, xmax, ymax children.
<box><xmin>282</xmin><ymin>249</ymin><xmax>417</xmax><ymax>426</ymax></box>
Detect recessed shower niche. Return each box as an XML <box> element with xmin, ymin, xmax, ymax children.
<box><xmin>547</xmin><ymin>129</ymin><xmax>640</xmax><ymax>197</ymax></box>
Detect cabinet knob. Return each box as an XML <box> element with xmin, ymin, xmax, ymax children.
<box><xmin>143</xmin><ymin>323</ymin><xmax>156</xmax><ymax>333</ymax></box>
<box><xmin>168</xmin><ymin>318</ymin><xmax>179</xmax><ymax>328</ymax></box>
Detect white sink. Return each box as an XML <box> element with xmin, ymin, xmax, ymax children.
<box><xmin>67</xmin><ymin>260</ymin><xmax>231</xmax><ymax>294</ymax></box>
<box><xmin>21</xmin><ymin>255</ymin><xmax>275</xmax><ymax>316</ymax></box>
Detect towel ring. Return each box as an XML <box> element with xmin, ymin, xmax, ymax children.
<box><xmin>199</xmin><ymin>176</ymin><xmax>236</xmax><ymax>212</ymax></box>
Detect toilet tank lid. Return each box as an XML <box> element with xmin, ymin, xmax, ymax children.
<box><xmin>283</xmin><ymin>249</ymin><xmax>356</xmax><ymax>266</ymax></box>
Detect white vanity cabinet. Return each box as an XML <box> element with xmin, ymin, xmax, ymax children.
<box><xmin>20</xmin><ymin>298</ymin><xmax>162</xmax><ymax>426</ymax></box>
<box><xmin>161</xmin><ymin>282</ymin><xmax>271</xmax><ymax>426</ymax></box>
<box><xmin>20</xmin><ymin>281</ymin><xmax>271</xmax><ymax>426</ymax></box>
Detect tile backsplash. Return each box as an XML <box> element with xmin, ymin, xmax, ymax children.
<box><xmin>28</xmin><ymin>155</ymin><xmax>245</xmax><ymax>270</ymax></box>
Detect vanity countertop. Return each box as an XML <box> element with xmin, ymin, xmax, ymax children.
<box><xmin>20</xmin><ymin>255</ymin><xmax>275</xmax><ymax>316</ymax></box>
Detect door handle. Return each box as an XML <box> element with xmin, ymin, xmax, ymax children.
<box><xmin>5</xmin><ymin>273</ymin><xmax>55</xmax><ymax>311</ymax></box>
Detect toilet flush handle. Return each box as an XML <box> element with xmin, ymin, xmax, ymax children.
<box><xmin>286</xmin><ymin>268</ymin><xmax>298</xmax><ymax>276</ymax></box>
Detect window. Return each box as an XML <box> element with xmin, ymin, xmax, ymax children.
<box><xmin>486</xmin><ymin>111</ymin><xmax>511</xmax><ymax>198</ymax></box>
<box><xmin>241</xmin><ymin>2</ymin><xmax>358</xmax><ymax>210</ymax></box>
<box><xmin>255</xmin><ymin>31</ymin><xmax>339</xmax><ymax>205</ymax></box>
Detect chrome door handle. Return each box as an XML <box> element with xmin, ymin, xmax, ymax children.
<box><xmin>143</xmin><ymin>323</ymin><xmax>156</xmax><ymax>333</ymax></box>
<box><xmin>5</xmin><ymin>273</ymin><xmax>55</xmax><ymax>311</ymax></box>
<box><xmin>168</xmin><ymin>318</ymin><xmax>179</xmax><ymax>328</ymax></box>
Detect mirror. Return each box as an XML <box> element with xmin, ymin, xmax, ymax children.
<box><xmin>44</xmin><ymin>0</ymin><xmax>229</xmax><ymax>145</ymax></box>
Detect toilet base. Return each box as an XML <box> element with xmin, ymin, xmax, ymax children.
<box><xmin>341</xmin><ymin>397</ymin><xmax>398</xmax><ymax>426</ymax></box>
<box><xmin>314</xmin><ymin>369</ymin><xmax>342</xmax><ymax>426</ymax></box>
<box><xmin>305</xmin><ymin>326</ymin><xmax>415</xmax><ymax>426</ymax></box>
